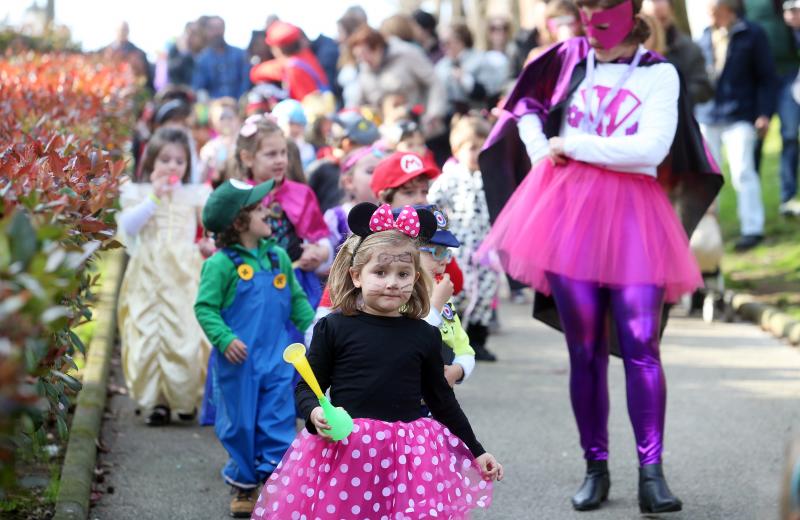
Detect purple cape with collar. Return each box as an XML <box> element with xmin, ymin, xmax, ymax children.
<box><xmin>252</xmin><ymin>179</ymin><xmax>330</xmax><ymax>242</ymax></box>
<box><xmin>479</xmin><ymin>37</ymin><xmax>723</xmax><ymax>338</ymax></box>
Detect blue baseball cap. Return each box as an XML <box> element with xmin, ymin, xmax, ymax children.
<box><xmin>392</xmin><ymin>204</ymin><xmax>460</xmax><ymax>247</ymax></box>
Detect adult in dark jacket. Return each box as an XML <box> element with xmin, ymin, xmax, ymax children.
<box><xmin>643</xmin><ymin>0</ymin><xmax>714</xmax><ymax>105</ymax></box>
<box><xmin>105</xmin><ymin>22</ymin><xmax>153</xmax><ymax>93</ymax></box>
<box><xmin>167</xmin><ymin>21</ymin><xmax>205</xmax><ymax>87</ymax></box>
<box><xmin>192</xmin><ymin>16</ymin><xmax>251</xmax><ymax>100</ymax></box>
<box><xmin>745</xmin><ymin>0</ymin><xmax>800</xmax><ymax>211</ymax></box>
<box><xmin>311</xmin><ymin>33</ymin><xmax>341</xmax><ymax>106</ymax></box>
<box><xmin>695</xmin><ymin>0</ymin><xmax>778</xmax><ymax>251</ymax></box>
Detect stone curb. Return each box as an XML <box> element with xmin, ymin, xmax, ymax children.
<box><xmin>54</xmin><ymin>250</ymin><xmax>124</xmax><ymax>520</ymax></box>
<box><xmin>729</xmin><ymin>291</ymin><xmax>800</xmax><ymax>346</ymax></box>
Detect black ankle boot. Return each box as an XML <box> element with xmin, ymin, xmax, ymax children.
<box><xmin>638</xmin><ymin>463</ymin><xmax>682</xmax><ymax>513</ymax></box>
<box><xmin>572</xmin><ymin>460</ymin><xmax>610</xmax><ymax>511</ymax></box>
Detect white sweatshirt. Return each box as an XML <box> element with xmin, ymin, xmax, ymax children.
<box><xmin>518</xmin><ymin>49</ymin><xmax>680</xmax><ymax>177</ymax></box>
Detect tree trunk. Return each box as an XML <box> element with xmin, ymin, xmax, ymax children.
<box><xmin>467</xmin><ymin>0</ymin><xmax>489</xmax><ymax>50</ymax></box>
<box><xmin>452</xmin><ymin>0</ymin><xmax>464</xmax><ymax>21</ymax></box>
<box><xmin>46</xmin><ymin>0</ymin><xmax>55</xmax><ymax>25</ymax></box>
<box><xmin>398</xmin><ymin>0</ymin><xmax>422</xmax><ymax>14</ymax></box>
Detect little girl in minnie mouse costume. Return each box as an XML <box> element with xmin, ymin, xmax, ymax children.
<box><xmin>252</xmin><ymin>202</ymin><xmax>503</xmax><ymax>520</ymax></box>
<box><xmin>477</xmin><ymin>0</ymin><xmax>722</xmax><ymax>514</ymax></box>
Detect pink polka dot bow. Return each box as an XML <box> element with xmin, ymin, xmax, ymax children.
<box><xmin>369</xmin><ymin>203</ymin><xmax>422</xmax><ymax>237</ymax></box>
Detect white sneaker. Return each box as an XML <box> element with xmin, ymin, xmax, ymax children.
<box><xmin>779</xmin><ymin>199</ymin><xmax>800</xmax><ymax>217</ymax></box>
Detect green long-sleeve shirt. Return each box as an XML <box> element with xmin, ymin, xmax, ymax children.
<box><xmin>194</xmin><ymin>239</ymin><xmax>315</xmax><ymax>353</ymax></box>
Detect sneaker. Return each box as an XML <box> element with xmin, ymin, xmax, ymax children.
<box><xmin>780</xmin><ymin>199</ymin><xmax>800</xmax><ymax>217</ymax></box>
<box><xmin>177</xmin><ymin>408</ymin><xmax>197</xmax><ymax>421</ymax></box>
<box><xmin>510</xmin><ymin>289</ymin><xmax>528</xmax><ymax>305</ymax></box>
<box><xmin>733</xmin><ymin>234</ymin><xmax>763</xmax><ymax>252</ymax></box>
<box><xmin>229</xmin><ymin>488</ymin><xmax>256</xmax><ymax>518</ymax></box>
<box><xmin>489</xmin><ymin>308</ymin><xmax>501</xmax><ymax>334</ymax></box>
<box><xmin>474</xmin><ymin>345</ymin><xmax>498</xmax><ymax>362</ymax></box>
<box><xmin>145</xmin><ymin>405</ymin><xmax>171</xmax><ymax>426</ymax></box>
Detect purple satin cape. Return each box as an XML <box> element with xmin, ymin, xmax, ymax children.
<box><xmin>479</xmin><ymin>37</ymin><xmax>723</xmax><ymax>337</ymax></box>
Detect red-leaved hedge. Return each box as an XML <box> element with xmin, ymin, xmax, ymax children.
<box><xmin>0</xmin><ymin>52</ymin><xmax>136</xmax><ymax>490</ymax></box>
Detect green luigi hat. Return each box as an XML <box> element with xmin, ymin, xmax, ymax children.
<box><xmin>202</xmin><ymin>179</ymin><xmax>274</xmax><ymax>233</ymax></box>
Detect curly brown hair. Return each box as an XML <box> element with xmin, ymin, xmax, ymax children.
<box><xmin>213</xmin><ymin>202</ymin><xmax>260</xmax><ymax>249</ymax></box>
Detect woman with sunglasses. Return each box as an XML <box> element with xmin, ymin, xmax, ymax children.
<box><xmin>476</xmin><ymin>0</ymin><xmax>723</xmax><ymax>514</ymax></box>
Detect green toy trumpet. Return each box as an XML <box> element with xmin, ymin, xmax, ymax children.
<box><xmin>282</xmin><ymin>343</ymin><xmax>354</xmax><ymax>441</ymax></box>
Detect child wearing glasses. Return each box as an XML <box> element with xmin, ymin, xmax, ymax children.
<box><xmin>414</xmin><ymin>204</ymin><xmax>476</xmax><ymax>387</ymax></box>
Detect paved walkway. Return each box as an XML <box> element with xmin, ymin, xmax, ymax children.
<box><xmin>91</xmin><ymin>302</ymin><xmax>800</xmax><ymax>519</ymax></box>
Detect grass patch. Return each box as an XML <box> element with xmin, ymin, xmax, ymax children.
<box><xmin>0</xmin><ymin>459</ymin><xmax>61</xmax><ymax>519</ymax></box>
<box><xmin>718</xmin><ymin>120</ymin><xmax>800</xmax><ymax>318</ymax></box>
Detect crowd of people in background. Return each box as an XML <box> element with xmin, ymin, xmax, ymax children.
<box><xmin>104</xmin><ymin>1</ymin><xmax>800</xmax><ymax>255</ymax></box>
<box><xmin>106</xmin><ymin>1</ymin><xmax>800</xmax><ymax>517</ymax></box>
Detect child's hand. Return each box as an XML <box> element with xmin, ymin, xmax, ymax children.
<box><xmin>223</xmin><ymin>338</ymin><xmax>248</xmax><ymax>364</ymax></box>
<box><xmin>298</xmin><ymin>243</ymin><xmax>326</xmax><ymax>272</ymax></box>
<box><xmin>443</xmin><ymin>364</ymin><xmax>464</xmax><ymax>387</ymax></box>
<box><xmin>310</xmin><ymin>406</ymin><xmax>334</xmax><ymax>441</ymax></box>
<box><xmin>548</xmin><ymin>137</ymin><xmax>568</xmax><ymax>166</ymax></box>
<box><xmin>476</xmin><ymin>453</ymin><xmax>504</xmax><ymax>482</ymax></box>
<box><xmin>431</xmin><ymin>273</ymin><xmax>454</xmax><ymax>311</ymax></box>
<box><xmin>197</xmin><ymin>237</ymin><xmax>216</xmax><ymax>258</ymax></box>
<box><xmin>151</xmin><ymin>175</ymin><xmax>172</xmax><ymax>198</ymax></box>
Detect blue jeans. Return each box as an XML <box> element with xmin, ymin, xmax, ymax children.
<box><xmin>778</xmin><ymin>70</ymin><xmax>800</xmax><ymax>203</ymax></box>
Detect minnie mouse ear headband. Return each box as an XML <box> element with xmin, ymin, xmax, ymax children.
<box><xmin>396</xmin><ymin>204</ymin><xmax>460</xmax><ymax>248</ymax></box>
<box><xmin>347</xmin><ymin>202</ymin><xmax>437</xmax><ymax>242</ymax></box>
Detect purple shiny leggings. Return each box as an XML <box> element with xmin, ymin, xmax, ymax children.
<box><xmin>546</xmin><ymin>273</ymin><xmax>666</xmax><ymax>466</ymax></box>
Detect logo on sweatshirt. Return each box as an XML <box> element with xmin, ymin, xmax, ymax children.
<box><xmin>568</xmin><ymin>86</ymin><xmax>642</xmax><ymax>137</ymax></box>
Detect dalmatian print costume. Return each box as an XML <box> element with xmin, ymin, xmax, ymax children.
<box><xmin>429</xmin><ymin>159</ymin><xmax>498</xmax><ymax>327</ymax></box>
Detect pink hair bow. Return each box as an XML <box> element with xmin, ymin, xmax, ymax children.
<box><xmin>239</xmin><ymin>113</ymin><xmax>277</xmax><ymax>137</ymax></box>
<box><xmin>369</xmin><ymin>204</ymin><xmax>422</xmax><ymax>238</ymax></box>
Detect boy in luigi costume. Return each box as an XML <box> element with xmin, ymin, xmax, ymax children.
<box><xmin>194</xmin><ymin>179</ymin><xmax>314</xmax><ymax>518</ymax></box>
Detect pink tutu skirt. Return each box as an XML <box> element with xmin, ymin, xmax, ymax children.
<box><xmin>477</xmin><ymin>159</ymin><xmax>702</xmax><ymax>303</ymax></box>
<box><xmin>251</xmin><ymin>418</ymin><xmax>492</xmax><ymax>520</ymax></box>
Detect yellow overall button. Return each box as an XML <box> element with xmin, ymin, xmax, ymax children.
<box><xmin>237</xmin><ymin>264</ymin><xmax>254</xmax><ymax>281</ymax></box>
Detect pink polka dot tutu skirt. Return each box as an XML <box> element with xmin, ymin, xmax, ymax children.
<box><xmin>251</xmin><ymin>417</ymin><xmax>492</xmax><ymax>519</ymax></box>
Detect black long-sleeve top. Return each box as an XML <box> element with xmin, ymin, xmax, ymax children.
<box><xmin>296</xmin><ymin>312</ymin><xmax>485</xmax><ymax>457</ymax></box>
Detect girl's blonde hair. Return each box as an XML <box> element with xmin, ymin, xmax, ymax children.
<box><xmin>233</xmin><ymin>118</ymin><xmax>286</xmax><ymax>180</ymax></box>
<box><xmin>329</xmin><ymin>231</ymin><xmax>431</xmax><ymax>318</ymax></box>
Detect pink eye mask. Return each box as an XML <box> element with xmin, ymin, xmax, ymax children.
<box><xmin>579</xmin><ymin>1</ymin><xmax>635</xmax><ymax>50</ymax></box>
